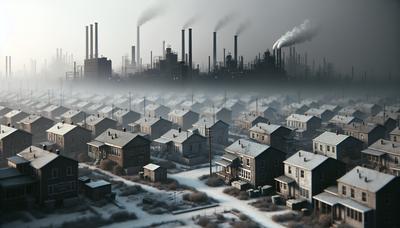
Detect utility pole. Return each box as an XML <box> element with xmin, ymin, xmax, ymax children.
<box><xmin>207</xmin><ymin>127</ymin><xmax>212</xmax><ymax>176</ymax></box>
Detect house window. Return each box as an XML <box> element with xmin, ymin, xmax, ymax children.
<box><xmin>300</xmin><ymin>170</ymin><xmax>304</xmax><ymax>178</ymax></box>
<box><xmin>394</xmin><ymin>136</ymin><xmax>397</xmax><ymax>142</ymax></box>
<box><xmin>332</xmin><ymin>147</ymin><xmax>335</xmax><ymax>153</ymax></box>
<box><xmin>342</xmin><ymin>186</ymin><xmax>346</xmax><ymax>195</ymax></box>
<box><xmin>351</xmin><ymin>188</ymin><xmax>355</xmax><ymax>198</ymax></box>
<box><xmin>395</xmin><ymin>157</ymin><xmax>399</xmax><ymax>164</ymax></box>
<box><xmin>261</xmin><ymin>135</ymin><xmax>265</xmax><ymax>141</ymax></box>
<box><xmin>288</xmin><ymin>166</ymin><xmax>292</xmax><ymax>174</ymax></box>
<box><xmin>362</xmin><ymin>192</ymin><xmax>367</xmax><ymax>202</ymax></box>
<box><xmin>252</xmin><ymin>133</ymin><xmax>255</xmax><ymax>138</ymax></box>
<box><xmin>52</xmin><ymin>168</ymin><xmax>59</xmax><ymax>178</ymax></box>
<box><xmin>246</xmin><ymin>158</ymin><xmax>250</xmax><ymax>166</ymax></box>
<box><xmin>358</xmin><ymin>212</ymin><xmax>362</xmax><ymax>222</ymax></box>
<box><xmin>327</xmin><ymin>146</ymin><xmax>330</xmax><ymax>152</ymax></box>
<box><xmin>320</xmin><ymin>145</ymin><xmax>323</xmax><ymax>151</ymax></box>
<box><xmin>314</xmin><ymin>143</ymin><xmax>317</xmax><ymax>150</ymax></box>
<box><xmin>66</xmin><ymin>166</ymin><xmax>73</xmax><ymax>176</ymax></box>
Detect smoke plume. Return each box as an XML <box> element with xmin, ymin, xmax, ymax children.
<box><xmin>137</xmin><ymin>4</ymin><xmax>165</xmax><ymax>26</ymax></box>
<box><xmin>236</xmin><ymin>19</ymin><xmax>251</xmax><ymax>36</ymax></box>
<box><xmin>183</xmin><ymin>15</ymin><xmax>199</xmax><ymax>29</ymax></box>
<box><xmin>272</xmin><ymin>19</ymin><xmax>319</xmax><ymax>49</ymax></box>
<box><xmin>214</xmin><ymin>13</ymin><xmax>235</xmax><ymax>32</ymax></box>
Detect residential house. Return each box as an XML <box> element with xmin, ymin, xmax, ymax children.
<box><xmin>88</xmin><ymin>129</ymin><xmax>150</xmax><ymax>172</ymax></box>
<box><xmin>361</xmin><ymin>139</ymin><xmax>400</xmax><ymax>176</ymax></box>
<box><xmin>338</xmin><ymin>107</ymin><xmax>366</xmax><ymax>120</ymax></box>
<box><xmin>192</xmin><ymin>118</ymin><xmax>230</xmax><ymax>146</ymax></box>
<box><xmin>390</xmin><ymin>127</ymin><xmax>400</xmax><ymax>142</ymax></box>
<box><xmin>80</xmin><ymin>115</ymin><xmax>117</xmax><ymax>138</ymax></box>
<box><xmin>319</xmin><ymin>104</ymin><xmax>342</xmax><ymax>114</ymax></box>
<box><xmin>98</xmin><ymin>106</ymin><xmax>121</xmax><ymax>119</ymax></box>
<box><xmin>275</xmin><ymin>150</ymin><xmax>345</xmax><ymax>203</ymax></box>
<box><xmin>313</xmin><ymin>166</ymin><xmax>400</xmax><ymax>228</ymax></box>
<box><xmin>235</xmin><ymin>113</ymin><xmax>268</xmax><ymax>131</ymax></box>
<box><xmin>168</xmin><ymin>109</ymin><xmax>199</xmax><ymax>130</ymax></box>
<box><xmin>180</xmin><ymin>101</ymin><xmax>203</xmax><ymax>113</ymax></box>
<box><xmin>201</xmin><ymin>107</ymin><xmax>232</xmax><ymax>124</ymax></box>
<box><xmin>249</xmin><ymin>123</ymin><xmax>292</xmax><ymax>153</ymax></box>
<box><xmin>225</xmin><ymin>99</ymin><xmax>246</xmax><ymax>118</ymax></box>
<box><xmin>113</xmin><ymin>109</ymin><xmax>141</xmax><ymax>128</ymax></box>
<box><xmin>18</xmin><ymin>114</ymin><xmax>54</xmax><ymax>144</ymax></box>
<box><xmin>47</xmin><ymin>123</ymin><xmax>91</xmax><ymax>159</ymax></box>
<box><xmin>154</xmin><ymin>129</ymin><xmax>207</xmax><ymax>165</ymax></box>
<box><xmin>286</xmin><ymin>114</ymin><xmax>321</xmax><ymax>138</ymax></box>
<box><xmin>2</xmin><ymin>110</ymin><xmax>29</xmax><ymax>127</ymax></box>
<box><xmin>216</xmin><ymin>139</ymin><xmax>285</xmax><ymax>187</ymax></box>
<box><xmin>61</xmin><ymin>110</ymin><xmax>86</xmax><ymax>125</ymax></box>
<box><xmin>305</xmin><ymin>108</ymin><xmax>334</xmax><ymax>122</ymax></box>
<box><xmin>146</xmin><ymin>104</ymin><xmax>171</xmax><ymax>119</ymax></box>
<box><xmin>42</xmin><ymin>105</ymin><xmax>69</xmax><ymax>121</ymax></box>
<box><xmin>0</xmin><ymin>125</ymin><xmax>32</xmax><ymax>167</ymax></box>
<box><xmin>343</xmin><ymin>123</ymin><xmax>386</xmax><ymax>147</ymax></box>
<box><xmin>130</xmin><ymin>117</ymin><xmax>172</xmax><ymax>140</ymax></box>
<box><xmin>356</xmin><ymin>103</ymin><xmax>382</xmax><ymax>116</ymax></box>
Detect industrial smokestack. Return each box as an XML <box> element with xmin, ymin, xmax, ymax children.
<box><xmin>131</xmin><ymin>46</ymin><xmax>136</xmax><ymax>65</ymax></box>
<box><xmin>90</xmin><ymin>24</ymin><xmax>93</xmax><ymax>59</ymax></box>
<box><xmin>137</xmin><ymin>26</ymin><xmax>140</xmax><ymax>70</ymax></box>
<box><xmin>213</xmin><ymin>32</ymin><xmax>217</xmax><ymax>70</ymax></box>
<box><xmin>74</xmin><ymin>61</ymin><xmax>77</xmax><ymax>78</ymax></box>
<box><xmin>181</xmin><ymin>29</ymin><xmax>185</xmax><ymax>62</ymax></box>
<box><xmin>223</xmin><ymin>48</ymin><xmax>226</xmax><ymax>67</ymax></box>
<box><xmin>5</xmin><ymin>56</ymin><xmax>8</xmax><ymax>77</ymax></box>
<box><xmin>95</xmin><ymin>22</ymin><xmax>98</xmax><ymax>59</ymax></box>
<box><xmin>189</xmin><ymin>28</ymin><xmax>192</xmax><ymax>69</ymax></box>
<box><xmin>234</xmin><ymin>35</ymin><xmax>238</xmax><ymax>68</ymax></box>
<box><xmin>8</xmin><ymin>56</ymin><xmax>11</xmax><ymax>77</ymax></box>
<box><xmin>162</xmin><ymin>41</ymin><xmax>166</xmax><ymax>59</ymax></box>
<box><xmin>150</xmin><ymin>51</ymin><xmax>153</xmax><ymax>69</ymax></box>
<box><xmin>85</xmin><ymin>26</ymin><xmax>89</xmax><ymax>60</ymax></box>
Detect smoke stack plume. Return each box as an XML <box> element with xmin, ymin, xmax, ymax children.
<box><xmin>236</xmin><ymin>20</ymin><xmax>251</xmax><ymax>36</ymax></box>
<box><xmin>137</xmin><ymin>4</ymin><xmax>165</xmax><ymax>26</ymax></box>
<box><xmin>214</xmin><ymin>13</ymin><xmax>235</xmax><ymax>31</ymax></box>
<box><xmin>95</xmin><ymin>22</ymin><xmax>98</xmax><ymax>59</ymax></box>
<box><xmin>213</xmin><ymin>32</ymin><xmax>217</xmax><ymax>69</ymax></box>
<box><xmin>182</xmin><ymin>29</ymin><xmax>185</xmax><ymax>62</ymax></box>
<box><xmin>183</xmin><ymin>15</ymin><xmax>198</xmax><ymax>29</ymax></box>
<box><xmin>189</xmin><ymin>28</ymin><xmax>193</xmax><ymax>69</ymax></box>
<box><xmin>90</xmin><ymin>24</ymin><xmax>93</xmax><ymax>59</ymax></box>
<box><xmin>273</xmin><ymin>19</ymin><xmax>319</xmax><ymax>50</ymax></box>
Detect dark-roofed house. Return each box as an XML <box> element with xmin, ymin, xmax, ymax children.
<box><xmin>130</xmin><ymin>117</ymin><xmax>172</xmax><ymax>140</ymax></box>
<box><xmin>216</xmin><ymin>139</ymin><xmax>285</xmax><ymax>187</ymax></box>
<box><xmin>18</xmin><ymin>114</ymin><xmax>54</xmax><ymax>144</ymax></box>
<box><xmin>249</xmin><ymin>123</ymin><xmax>292</xmax><ymax>153</ymax></box>
<box><xmin>366</xmin><ymin>115</ymin><xmax>397</xmax><ymax>136</ymax></box>
<box><xmin>0</xmin><ymin>125</ymin><xmax>32</xmax><ymax>167</ymax></box>
<box><xmin>113</xmin><ymin>109</ymin><xmax>141</xmax><ymax>128</ymax></box>
<box><xmin>313</xmin><ymin>131</ymin><xmax>364</xmax><ymax>164</ymax></box>
<box><xmin>192</xmin><ymin>118</ymin><xmax>230</xmax><ymax>146</ymax></box>
<box><xmin>2</xmin><ymin>110</ymin><xmax>29</xmax><ymax>127</ymax></box>
<box><xmin>146</xmin><ymin>104</ymin><xmax>171</xmax><ymax>119</ymax></box>
<box><xmin>0</xmin><ymin>106</ymin><xmax>12</xmax><ymax>117</ymax></box>
<box><xmin>361</xmin><ymin>139</ymin><xmax>400</xmax><ymax>176</ymax></box>
<box><xmin>88</xmin><ymin>129</ymin><xmax>150</xmax><ymax>173</ymax></box>
<box><xmin>235</xmin><ymin>113</ymin><xmax>269</xmax><ymax>131</ymax></box>
<box><xmin>47</xmin><ymin>123</ymin><xmax>91</xmax><ymax>159</ymax></box>
<box><xmin>168</xmin><ymin>109</ymin><xmax>199</xmax><ymax>130</ymax></box>
<box><xmin>80</xmin><ymin>115</ymin><xmax>117</xmax><ymax>138</ymax></box>
<box><xmin>338</xmin><ymin>107</ymin><xmax>366</xmax><ymax>120</ymax></box>
<box><xmin>249</xmin><ymin>106</ymin><xmax>278</xmax><ymax>122</ymax></box>
<box><xmin>275</xmin><ymin>150</ymin><xmax>345</xmax><ymax>203</ymax></box>
<box><xmin>343</xmin><ymin>123</ymin><xmax>386</xmax><ymax>147</ymax></box>
<box><xmin>356</xmin><ymin>103</ymin><xmax>382</xmax><ymax>116</ymax></box>
<box><xmin>42</xmin><ymin>105</ymin><xmax>69</xmax><ymax>121</ymax></box>
<box><xmin>154</xmin><ymin>129</ymin><xmax>207</xmax><ymax>165</ymax></box>
<box><xmin>98</xmin><ymin>106</ymin><xmax>121</xmax><ymax>119</ymax></box>
<box><xmin>305</xmin><ymin>108</ymin><xmax>334</xmax><ymax>122</ymax></box>
<box><xmin>313</xmin><ymin>166</ymin><xmax>400</xmax><ymax>228</ymax></box>
<box><xmin>201</xmin><ymin>107</ymin><xmax>232</xmax><ymax>125</ymax></box>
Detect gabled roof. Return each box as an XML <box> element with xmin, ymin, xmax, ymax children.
<box><xmin>61</xmin><ymin>110</ymin><xmax>84</xmax><ymax>119</ymax></box>
<box><xmin>337</xmin><ymin>166</ymin><xmax>395</xmax><ymax>193</ymax></box>
<box><xmin>366</xmin><ymin>139</ymin><xmax>400</xmax><ymax>156</ymax></box>
<box><xmin>343</xmin><ymin>123</ymin><xmax>382</xmax><ymax>134</ymax></box>
<box><xmin>193</xmin><ymin>117</ymin><xmax>228</xmax><ymax>129</ymax></box>
<box><xmin>390</xmin><ymin>127</ymin><xmax>400</xmax><ymax>136</ymax></box>
<box><xmin>329</xmin><ymin>115</ymin><xmax>357</xmax><ymax>125</ymax></box>
<box><xmin>18</xmin><ymin>114</ymin><xmax>49</xmax><ymax>124</ymax></box>
<box><xmin>313</xmin><ymin>131</ymin><xmax>350</xmax><ymax>146</ymax></box>
<box><xmin>84</xmin><ymin>115</ymin><xmax>116</xmax><ymax>126</ymax></box>
<box><xmin>0</xmin><ymin>125</ymin><xmax>18</xmax><ymax>140</ymax></box>
<box><xmin>4</xmin><ymin>110</ymin><xmax>26</xmax><ymax>118</ymax></box>
<box><xmin>135</xmin><ymin>117</ymin><xmax>169</xmax><ymax>127</ymax></box>
<box><xmin>225</xmin><ymin>139</ymin><xmax>270</xmax><ymax>158</ymax></box>
<box><xmin>249</xmin><ymin>123</ymin><xmax>285</xmax><ymax>135</ymax></box>
<box><xmin>143</xmin><ymin>163</ymin><xmax>161</xmax><ymax>171</ymax></box>
<box><xmin>94</xmin><ymin>128</ymin><xmax>148</xmax><ymax>148</ymax></box>
<box><xmin>114</xmin><ymin>109</ymin><xmax>140</xmax><ymax>118</ymax></box>
<box><xmin>286</xmin><ymin>114</ymin><xmax>316</xmax><ymax>123</ymax></box>
<box><xmin>169</xmin><ymin>109</ymin><xmax>197</xmax><ymax>117</ymax></box>
<box><xmin>46</xmin><ymin>123</ymin><xmax>77</xmax><ymax>136</ymax></box>
<box><xmin>285</xmin><ymin>150</ymin><xmax>328</xmax><ymax>171</ymax></box>
<box><xmin>18</xmin><ymin>146</ymin><xmax>59</xmax><ymax>169</ymax></box>
<box><xmin>160</xmin><ymin>129</ymin><xmax>203</xmax><ymax>144</ymax></box>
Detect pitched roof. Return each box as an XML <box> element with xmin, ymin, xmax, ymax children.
<box><xmin>0</xmin><ymin>125</ymin><xmax>18</xmax><ymax>140</ymax></box>
<box><xmin>337</xmin><ymin>166</ymin><xmax>395</xmax><ymax>193</ymax></box>
<box><xmin>193</xmin><ymin>117</ymin><xmax>228</xmax><ymax>129</ymax></box>
<box><xmin>94</xmin><ymin>128</ymin><xmax>147</xmax><ymax>148</ymax></box>
<box><xmin>286</xmin><ymin>114</ymin><xmax>315</xmax><ymax>123</ymax></box>
<box><xmin>143</xmin><ymin>163</ymin><xmax>161</xmax><ymax>171</ymax></box>
<box><xmin>249</xmin><ymin>123</ymin><xmax>282</xmax><ymax>135</ymax></box>
<box><xmin>225</xmin><ymin>139</ymin><xmax>270</xmax><ymax>158</ymax></box>
<box><xmin>366</xmin><ymin>139</ymin><xmax>400</xmax><ymax>156</ymax></box>
<box><xmin>160</xmin><ymin>129</ymin><xmax>203</xmax><ymax>144</ymax></box>
<box><xmin>46</xmin><ymin>123</ymin><xmax>77</xmax><ymax>136</ymax></box>
<box><xmin>285</xmin><ymin>150</ymin><xmax>328</xmax><ymax>170</ymax></box>
<box><xmin>18</xmin><ymin>146</ymin><xmax>59</xmax><ymax>169</ymax></box>
<box><xmin>329</xmin><ymin>115</ymin><xmax>357</xmax><ymax>125</ymax></box>
<box><xmin>313</xmin><ymin>131</ymin><xmax>350</xmax><ymax>146</ymax></box>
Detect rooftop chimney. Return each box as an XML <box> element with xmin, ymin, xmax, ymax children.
<box><xmin>95</xmin><ymin>22</ymin><xmax>98</xmax><ymax>59</ymax></box>
<box><xmin>181</xmin><ymin>29</ymin><xmax>185</xmax><ymax>62</ymax></box>
<box><xmin>90</xmin><ymin>24</ymin><xmax>93</xmax><ymax>59</ymax></box>
<box><xmin>213</xmin><ymin>32</ymin><xmax>217</xmax><ymax>70</ymax></box>
<box><xmin>189</xmin><ymin>28</ymin><xmax>193</xmax><ymax>69</ymax></box>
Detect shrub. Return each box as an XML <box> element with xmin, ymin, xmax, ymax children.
<box><xmin>183</xmin><ymin>192</ymin><xmax>209</xmax><ymax>203</ymax></box>
<box><xmin>237</xmin><ymin>191</ymin><xmax>249</xmax><ymax>200</ymax></box>
<box><xmin>112</xmin><ymin>165</ymin><xmax>125</xmax><ymax>176</ymax></box>
<box><xmin>318</xmin><ymin>214</ymin><xmax>332</xmax><ymax>227</ymax></box>
<box><xmin>110</xmin><ymin>211</ymin><xmax>137</xmax><ymax>222</ymax></box>
<box><xmin>231</xmin><ymin>221</ymin><xmax>259</xmax><ymax>228</ymax></box>
<box><xmin>99</xmin><ymin>159</ymin><xmax>115</xmax><ymax>171</ymax></box>
<box><xmin>272</xmin><ymin>212</ymin><xmax>302</xmax><ymax>223</ymax></box>
<box><xmin>77</xmin><ymin>152</ymin><xmax>90</xmax><ymax>162</ymax></box>
<box><xmin>205</xmin><ymin>176</ymin><xmax>224</xmax><ymax>187</ymax></box>
<box><xmin>197</xmin><ymin>216</ymin><xmax>210</xmax><ymax>227</ymax></box>
<box><xmin>119</xmin><ymin>185</ymin><xmax>143</xmax><ymax>196</ymax></box>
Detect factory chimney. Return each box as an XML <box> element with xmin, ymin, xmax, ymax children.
<box><xmin>90</xmin><ymin>24</ymin><xmax>93</xmax><ymax>59</ymax></box>
<box><xmin>5</xmin><ymin>56</ymin><xmax>8</xmax><ymax>77</ymax></box>
<box><xmin>8</xmin><ymin>56</ymin><xmax>11</xmax><ymax>77</ymax></box>
<box><xmin>85</xmin><ymin>26</ymin><xmax>89</xmax><ymax>60</ymax></box>
<box><xmin>223</xmin><ymin>48</ymin><xmax>226</xmax><ymax>67</ymax></box>
<box><xmin>131</xmin><ymin>46</ymin><xmax>136</xmax><ymax>65</ymax></box>
<box><xmin>95</xmin><ymin>22</ymin><xmax>98</xmax><ymax>59</ymax></box>
<box><xmin>234</xmin><ymin>35</ymin><xmax>238</xmax><ymax>68</ymax></box>
<box><xmin>162</xmin><ymin>41</ymin><xmax>166</xmax><ymax>59</ymax></box>
<box><xmin>189</xmin><ymin>28</ymin><xmax>193</xmax><ymax>69</ymax></box>
<box><xmin>181</xmin><ymin>29</ymin><xmax>185</xmax><ymax>62</ymax></box>
<box><xmin>137</xmin><ymin>26</ymin><xmax>141</xmax><ymax>70</ymax></box>
<box><xmin>213</xmin><ymin>32</ymin><xmax>217</xmax><ymax>70</ymax></box>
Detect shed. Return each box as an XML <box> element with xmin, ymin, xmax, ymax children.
<box><xmin>143</xmin><ymin>163</ymin><xmax>167</xmax><ymax>182</ymax></box>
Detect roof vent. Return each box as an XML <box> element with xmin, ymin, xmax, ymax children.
<box><xmin>299</xmin><ymin>151</ymin><xmax>302</xmax><ymax>157</ymax></box>
<box><xmin>115</xmin><ymin>133</ymin><xmax>118</xmax><ymax>138</ymax></box>
<box><xmin>108</xmin><ymin>131</ymin><xmax>111</xmax><ymax>136</ymax></box>
<box><xmin>364</xmin><ymin>177</ymin><xmax>368</xmax><ymax>182</ymax></box>
<box><xmin>303</xmin><ymin>157</ymin><xmax>307</xmax><ymax>162</ymax></box>
<box><xmin>381</xmin><ymin>139</ymin><xmax>384</xmax><ymax>144</ymax></box>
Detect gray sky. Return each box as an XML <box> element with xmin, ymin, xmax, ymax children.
<box><xmin>1</xmin><ymin>0</ymin><xmax>399</xmax><ymax>77</ymax></box>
